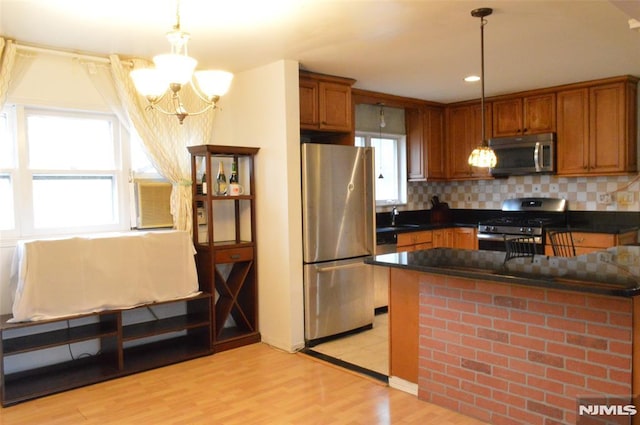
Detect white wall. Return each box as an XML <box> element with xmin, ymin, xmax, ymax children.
<box><xmin>212</xmin><ymin>60</ymin><xmax>305</xmax><ymax>352</ymax></box>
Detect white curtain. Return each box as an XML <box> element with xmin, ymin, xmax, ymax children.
<box><xmin>0</xmin><ymin>38</ymin><xmax>17</xmax><ymax>109</ymax></box>
<box><xmin>108</xmin><ymin>55</ymin><xmax>216</xmax><ymax>233</ymax></box>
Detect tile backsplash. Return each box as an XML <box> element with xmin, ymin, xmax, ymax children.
<box><xmin>395</xmin><ymin>174</ymin><xmax>640</xmax><ymax>212</ymax></box>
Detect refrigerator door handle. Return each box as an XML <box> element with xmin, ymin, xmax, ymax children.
<box><xmin>315</xmin><ymin>261</ymin><xmax>366</xmax><ymax>273</ymax></box>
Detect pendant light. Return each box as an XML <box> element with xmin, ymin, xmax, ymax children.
<box><xmin>467</xmin><ymin>7</ymin><xmax>497</xmax><ymax>169</ymax></box>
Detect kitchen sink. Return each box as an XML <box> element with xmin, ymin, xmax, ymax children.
<box><xmin>376</xmin><ymin>224</ymin><xmax>422</xmax><ymax>232</ymax></box>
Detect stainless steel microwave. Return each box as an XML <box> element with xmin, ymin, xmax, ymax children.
<box><xmin>488</xmin><ymin>133</ymin><xmax>556</xmax><ymax>177</ymax></box>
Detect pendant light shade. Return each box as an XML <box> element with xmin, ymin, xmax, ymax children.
<box><xmin>467</xmin><ymin>7</ymin><xmax>497</xmax><ymax>169</ymax></box>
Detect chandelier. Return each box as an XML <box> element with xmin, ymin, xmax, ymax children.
<box><xmin>467</xmin><ymin>7</ymin><xmax>497</xmax><ymax>168</ymax></box>
<box><xmin>130</xmin><ymin>1</ymin><xmax>233</xmax><ymax>124</ymax></box>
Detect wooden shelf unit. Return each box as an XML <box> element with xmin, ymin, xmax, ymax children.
<box><xmin>0</xmin><ymin>293</ymin><xmax>212</xmax><ymax>406</ymax></box>
<box><xmin>188</xmin><ymin>145</ymin><xmax>261</xmax><ymax>353</ymax></box>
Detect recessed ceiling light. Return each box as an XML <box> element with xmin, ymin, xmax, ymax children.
<box><xmin>464</xmin><ymin>75</ymin><xmax>481</xmax><ymax>82</ymax></box>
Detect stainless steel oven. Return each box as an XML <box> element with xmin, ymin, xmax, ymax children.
<box><xmin>477</xmin><ymin>197</ymin><xmax>568</xmax><ymax>253</ymax></box>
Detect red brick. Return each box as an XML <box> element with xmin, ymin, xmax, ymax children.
<box><xmin>461</xmin><ymin>335</ymin><xmax>492</xmax><ymax>351</ymax></box>
<box><xmin>432</xmin><ymin>350</ymin><xmax>460</xmax><ymax>366</ymax></box>
<box><xmin>509</xmin><ymin>405</ymin><xmax>546</xmax><ymax>425</ymax></box>
<box><xmin>420</xmin><ymin>334</ymin><xmax>445</xmax><ymax>351</ymax></box>
<box><xmin>493</xmin><ymin>318</ymin><xmax>527</xmax><ymax>334</ymax></box>
<box><xmin>430</xmin><ymin>393</ymin><xmax>459</xmax><ymax>411</ymax></box>
<box><xmin>447</xmin><ymin>321</ymin><xmax>476</xmax><ymax>336</ymax></box>
<box><xmin>446</xmin><ymin>276</ymin><xmax>476</xmax><ymax>290</ymax></box>
<box><xmin>461</xmin><ymin>290</ymin><xmax>493</xmax><ymax>304</ymax></box>
<box><xmin>419</xmin><ymin>358</ymin><xmax>446</xmax><ymax>373</ymax></box>
<box><xmin>476</xmin><ymin>280</ymin><xmax>510</xmax><ymax>295</ymax></box>
<box><xmin>566</xmin><ymin>333</ymin><xmax>608</xmax><ymax>350</ymax></box>
<box><xmin>421</xmin><ymin>316</ymin><xmax>446</xmax><ymax>329</ymax></box>
<box><xmin>445</xmin><ymin>386</ymin><xmax>475</xmax><ymax>404</ymax></box>
<box><xmin>431</xmin><ymin>371</ymin><xmax>460</xmax><ymax>389</ymax></box>
<box><xmin>478</xmin><ymin>304</ymin><xmax>509</xmax><ymax>319</ymax></box>
<box><xmin>547</xmin><ymin>316</ymin><xmax>585</xmax><ymax>333</ymax></box>
<box><xmin>509</xmin><ymin>382</ymin><xmax>545</xmax><ymax>401</ymax></box>
<box><xmin>493</xmin><ymin>365</ymin><xmax>526</xmax><ymax>384</ymax></box>
<box><xmin>528</xmin><ymin>351</ymin><xmax>564</xmax><ymax>368</ymax></box>
<box><xmin>461</xmin><ymin>312</ymin><xmax>492</xmax><ymax>327</ymax></box>
<box><xmin>586</xmin><ymin>296</ymin><xmax>631</xmax><ymax>312</ymax></box>
<box><xmin>433</xmin><ymin>286</ymin><xmax>460</xmax><ymax>299</ymax></box>
<box><xmin>587</xmin><ymin>351</ymin><xmax>631</xmax><ymax>370</ymax></box>
<box><xmin>527</xmin><ymin>400</ymin><xmax>564</xmax><ymax>420</ymax></box>
<box><xmin>447</xmin><ymin>299</ymin><xmax>477</xmax><ymax>313</ymax></box>
<box><xmin>586</xmin><ymin>377</ymin><xmax>632</xmax><ymax>395</ymax></box>
<box><xmin>510</xmin><ymin>358</ymin><xmax>546</xmax><ymax>377</ymax></box>
<box><xmin>528</xmin><ymin>300</ymin><xmax>565</xmax><ymax>316</ymax></box>
<box><xmin>608</xmin><ymin>368</ymin><xmax>632</xmax><ymax>385</ymax></box>
<box><xmin>476</xmin><ymin>394</ymin><xmax>508</xmax><ymax>415</ymax></box>
<box><xmin>609</xmin><ymin>340</ymin><xmax>633</xmax><ymax>356</ymax></box>
<box><xmin>446</xmin><ymin>342</ymin><xmax>476</xmax><ymax>359</ymax></box>
<box><xmin>446</xmin><ymin>364</ymin><xmax>477</xmax><ymax>381</ymax></box>
<box><xmin>511</xmin><ymin>310</ymin><xmax>546</xmax><ymax>325</ymax></box>
<box><xmin>527</xmin><ymin>375</ymin><xmax>564</xmax><ymax>394</ymax></box>
<box><xmin>493</xmin><ymin>342</ymin><xmax>527</xmax><ymax>360</ymax></box>
<box><xmin>566</xmin><ymin>306</ymin><xmax>607</xmax><ymax>322</ymax></box>
<box><xmin>494</xmin><ymin>295</ymin><xmax>527</xmax><ymax>310</ymax></box>
<box><xmin>432</xmin><ymin>328</ymin><xmax>460</xmax><ymax>344</ymax></box>
<box><xmin>587</xmin><ymin>323</ymin><xmax>632</xmax><ymax>342</ymax></box>
<box><xmin>609</xmin><ymin>312</ymin><xmax>633</xmax><ymax>327</ymax></box>
<box><xmin>476</xmin><ymin>373</ymin><xmax>509</xmax><ymax>391</ymax></box>
<box><xmin>461</xmin><ymin>380</ymin><xmax>492</xmax><ymax>398</ymax></box>
<box><xmin>477</xmin><ymin>327</ymin><xmax>509</xmax><ymax>343</ymax></box>
<box><xmin>544</xmin><ymin>393</ymin><xmax>575</xmax><ymax>411</ymax></box>
<box><xmin>565</xmin><ymin>359</ymin><xmax>607</xmax><ymax>379</ymax></box>
<box><xmin>546</xmin><ymin>368</ymin><xmax>586</xmax><ymax>387</ymax></box>
<box><xmin>511</xmin><ymin>285</ymin><xmax>546</xmax><ymax>300</ymax></box>
<box><xmin>547</xmin><ymin>290</ymin><xmax>586</xmax><ymax>305</ymax></box>
<box><xmin>510</xmin><ymin>334</ymin><xmax>546</xmax><ymax>351</ymax></box>
<box><xmin>492</xmin><ymin>388</ymin><xmax>526</xmax><ymax>408</ymax></box>
<box><xmin>422</xmin><ymin>295</ymin><xmax>446</xmax><ymax>307</ymax></box>
<box><xmin>546</xmin><ymin>341</ymin><xmax>586</xmax><ymax>360</ymax></box>
<box><xmin>432</xmin><ymin>306</ymin><xmax>461</xmax><ymax>321</ymax></box>
<box><xmin>528</xmin><ymin>325</ymin><xmax>565</xmax><ymax>342</ymax></box>
<box><xmin>477</xmin><ymin>350</ymin><xmax>509</xmax><ymax>368</ymax></box>
<box><xmin>461</xmin><ymin>358</ymin><xmax>491</xmax><ymax>375</ymax></box>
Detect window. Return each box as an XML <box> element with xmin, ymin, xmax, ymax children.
<box><xmin>1</xmin><ymin>106</ymin><xmax>133</xmax><ymax>238</ymax></box>
<box><xmin>355</xmin><ymin>132</ymin><xmax>407</xmax><ymax>206</ymax></box>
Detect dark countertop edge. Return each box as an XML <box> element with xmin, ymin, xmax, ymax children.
<box><xmin>547</xmin><ymin>226</ymin><xmax>639</xmax><ymax>235</ymax></box>
<box><xmin>365</xmin><ymin>255</ymin><xmax>640</xmax><ymax>298</ymax></box>
<box><xmin>377</xmin><ymin>222</ymin><xmax>477</xmax><ymax>234</ymax></box>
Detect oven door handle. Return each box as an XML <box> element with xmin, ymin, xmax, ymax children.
<box><xmin>477</xmin><ymin>233</ymin><xmax>542</xmax><ymax>244</ymax></box>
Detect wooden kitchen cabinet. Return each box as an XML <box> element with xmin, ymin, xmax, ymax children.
<box><xmin>557</xmin><ymin>76</ymin><xmax>638</xmax><ymax>176</ymax></box>
<box><xmin>406</xmin><ymin>106</ymin><xmax>446</xmax><ymax>181</ymax></box>
<box><xmin>397</xmin><ymin>230</ymin><xmax>433</xmax><ymax>252</ymax></box>
<box><xmin>453</xmin><ymin>227</ymin><xmax>478</xmax><ymax>249</ymax></box>
<box><xmin>492</xmin><ymin>93</ymin><xmax>556</xmax><ymax>137</ymax></box>
<box><xmin>432</xmin><ymin>228</ymin><xmax>454</xmax><ymax>248</ymax></box>
<box><xmin>446</xmin><ymin>102</ymin><xmax>492</xmax><ymax>180</ymax></box>
<box><xmin>299</xmin><ymin>71</ymin><xmax>355</xmax><ymax>133</ymax></box>
<box><xmin>188</xmin><ymin>145</ymin><xmax>261</xmax><ymax>353</ymax></box>
<box><xmin>545</xmin><ymin>230</ymin><xmax>637</xmax><ymax>256</ymax></box>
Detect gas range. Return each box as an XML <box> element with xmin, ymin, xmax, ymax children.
<box><xmin>477</xmin><ymin>198</ymin><xmax>568</xmax><ymax>251</ymax></box>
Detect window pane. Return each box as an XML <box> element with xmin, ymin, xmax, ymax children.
<box><xmin>0</xmin><ymin>174</ymin><xmax>14</xmax><ymax>230</ymax></box>
<box><xmin>372</xmin><ymin>137</ymin><xmax>399</xmax><ymax>201</ymax></box>
<box><xmin>0</xmin><ymin>112</ymin><xmax>14</xmax><ymax>169</ymax></box>
<box><xmin>354</xmin><ymin>136</ymin><xmax>365</xmax><ymax>147</ymax></box>
<box><xmin>32</xmin><ymin>176</ymin><xmax>116</xmax><ymax>228</ymax></box>
<box><xmin>27</xmin><ymin>114</ymin><xmax>115</xmax><ymax>170</ymax></box>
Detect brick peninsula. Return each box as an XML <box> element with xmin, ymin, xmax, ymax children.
<box><xmin>367</xmin><ymin>245</ymin><xmax>640</xmax><ymax>425</ymax></box>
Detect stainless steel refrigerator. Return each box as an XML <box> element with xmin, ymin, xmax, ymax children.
<box><xmin>301</xmin><ymin>143</ymin><xmax>375</xmax><ymax>346</ymax></box>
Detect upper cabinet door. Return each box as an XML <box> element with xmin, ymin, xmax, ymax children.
<box><xmin>299</xmin><ymin>77</ymin><xmax>319</xmax><ymax>128</ymax></box>
<box><xmin>557</xmin><ymin>88</ymin><xmax>589</xmax><ymax>175</ymax></box>
<box><xmin>492</xmin><ymin>93</ymin><xmax>555</xmax><ymax>137</ymax></box>
<box><xmin>318</xmin><ymin>82</ymin><xmax>352</xmax><ymax>132</ymax></box>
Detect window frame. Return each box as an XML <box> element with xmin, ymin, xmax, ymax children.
<box><xmin>1</xmin><ymin>105</ymin><xmax>134</xmax><ymax>241</ymax></box>
<box><xmin>355</xmin><ymin>130</ymin><xmax>407</xmax><ymax>207</ymax></box>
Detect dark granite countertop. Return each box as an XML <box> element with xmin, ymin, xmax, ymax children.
<box><xmin>366</xmin><ymin>246</ymin><xmax>640</xmax><ymax>297</ymax></box>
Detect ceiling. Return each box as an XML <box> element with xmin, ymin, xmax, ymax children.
<box><xmin>1</xmin><ymin>0</ymin><xmax>640</xmax><ymax>104</ymax></box>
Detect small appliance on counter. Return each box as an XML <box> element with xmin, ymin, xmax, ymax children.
<box><xmin>430</xmin><ymin>195</ymin><xmax>452</xmax><ymax>224</ymax></box>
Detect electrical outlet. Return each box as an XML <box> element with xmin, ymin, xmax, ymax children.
<box><xmin>597</xmin><ymin>193</ymin><xmax>612</xmax><ymax>205</ymax></box>
<box><xmin>616</xmin><ymin>191</ymin><xmax>635</xmax><ymax>206</ymax></box>
<box><xmin>516</xmin><ymin>184</ymin><xmax>524</xmax><ymax>194</ymax></box>
<box><xmin>550</xmin><ymin>184</ymin><xmax>559</xmax><ymax>192</ymax></box>
<box><xmin>533</xmin><ymin>184</ymin><xmax>540</xmax><ymax>193</ymax></box>
<box><xmin>465</xmin><ymin>194</ymin><xmax>472</xmax><ymax>202</ymax></box>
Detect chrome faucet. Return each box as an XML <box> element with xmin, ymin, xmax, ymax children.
<box><xmin>391</xmin><ymin>206</ymin><xmax>399</xmax><ymax>226</ymax></box>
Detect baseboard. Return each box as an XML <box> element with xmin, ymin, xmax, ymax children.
<box><xmin>388</xmin><ymin>376</ymin><xmax>418</xmax><ymax>395</ymax></box>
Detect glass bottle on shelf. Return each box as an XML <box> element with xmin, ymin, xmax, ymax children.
<box><xmin>229</xmin><ymin>160</ymin><xmax>238</xmax><ymax>184</ymax></box>
<box><xmin>216</xmin><ymin>161</ymin><xmax>227</xmax><ymax>195</ymax></box>
<box><xmin>202</xmin><ymin>172</ymin><xmax>207</xmax><ymax>195</ymax></box>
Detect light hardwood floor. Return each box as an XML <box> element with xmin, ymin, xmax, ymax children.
<box><xmin>0</xmin><ymin>343</ymin><xmax>487</xmax><ymax>425</ymax></box>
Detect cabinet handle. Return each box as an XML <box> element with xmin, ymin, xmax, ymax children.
<box><xmin>523</xmin><ymin>128</ymin><xmax>528</xmax><ymax>133</ymax></box>
<box><xmin>230</xmin><ymin>254</ymin><xmax>241</xmax><ymax>259</ymax></box>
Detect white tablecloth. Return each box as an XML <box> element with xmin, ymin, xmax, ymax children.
<box><xmin>9</xmin><ymin>231</ymin><xmax>200</xmax><ymax>322</ymax></box>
